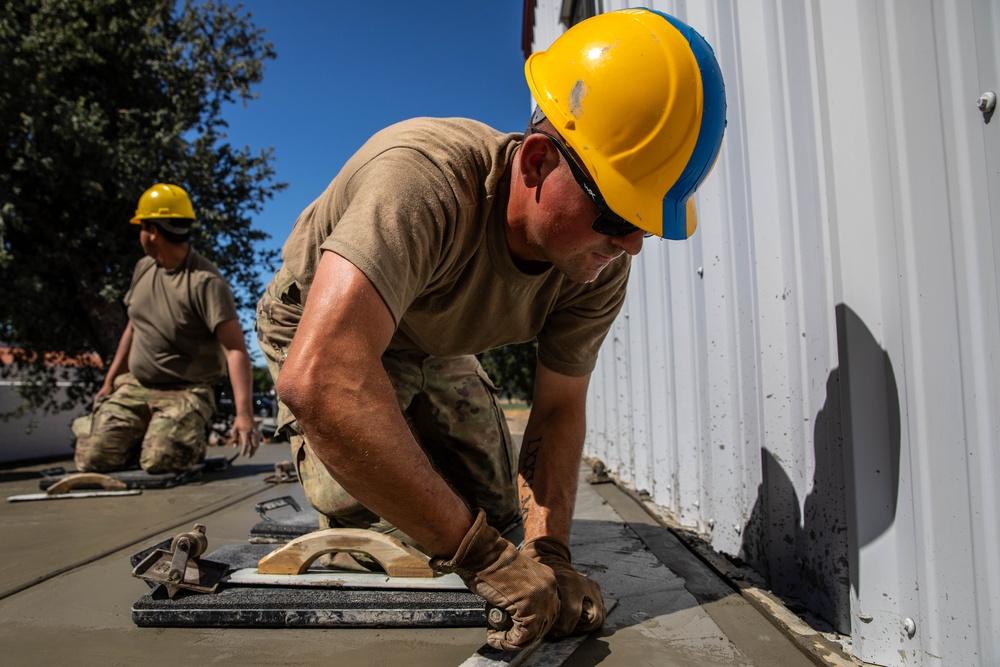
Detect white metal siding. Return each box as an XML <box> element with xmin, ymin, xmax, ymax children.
<box><xmin>0</xmin><ymin>380</ymin><xmax>84</xmax><ymax>463</ymax></box>
<box><xmin>530</xmin><ymin>1</ymin><xmax>1000</xmax><ymax>664</ymax></box>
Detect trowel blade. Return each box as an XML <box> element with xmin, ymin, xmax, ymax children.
<box><xmin>7</xmin><ymin>490</ymin><xmax>142</xmax><ymax>502</ymax></box>
<box><xmin>459</xmin><ymin>635</ymin><xmax>588</xmax><ymax>667</ymax></box>
<box><xmin>458</xmin><ymin>598</ymin><xmax>616</xmax><ymax>667</ymax></box>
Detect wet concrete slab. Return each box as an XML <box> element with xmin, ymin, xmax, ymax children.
<box><xmin>0</xmin><ymin>438</ymin><xmax>815</xmax><ymax>666</ymax></box>
<box><xmin>0</xmin><ymin>449</ymin><xmax>280</xmax><ymax>599</ymax></box>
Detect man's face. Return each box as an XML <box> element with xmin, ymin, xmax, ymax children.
<box><xmin>524</xmin><ymin>145</ymin><xmax>645</xmax><ymax>284</ymax></box>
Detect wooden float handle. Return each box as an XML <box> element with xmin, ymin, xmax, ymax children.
<box><xmin>257</xmin><ymin>528</ymin><xmax>434</xmax><ymax>578</ymax></box>
<box><xmin>47</xmin><ymin>473</ymin><xmax>127</xmax><ymax>495</ymax></box>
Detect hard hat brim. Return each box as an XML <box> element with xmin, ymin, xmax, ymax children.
<box><xmin>129</xmin><ymin>216</ymin><xmax>194</xmax><ymax>234</ymax></box>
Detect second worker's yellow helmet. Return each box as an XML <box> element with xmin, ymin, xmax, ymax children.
<box><xmin>525</xmin><ymin>9</ymin><xmax>727</xmax><ymax>239</ymax></box>
<box><xmin>129</xmin><ymin>183</ymin><xmax>196</xmax><ymax>227</ymax></box>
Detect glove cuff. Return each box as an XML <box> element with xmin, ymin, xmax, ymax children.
<box><xmin>520</xmin><ymin>536</ymin><xmax>572</xmax><ymax>564</ymax></box>
<box><xmin>429</xmin><ymin>508</ymin><xmax>489</xmax><ymax>573</ymax></box>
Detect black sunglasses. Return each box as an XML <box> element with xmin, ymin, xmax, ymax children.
<box><xmin>527</xmin><ymin>127</ymin><xmax>651</xmax><ymax>238</ymax></box>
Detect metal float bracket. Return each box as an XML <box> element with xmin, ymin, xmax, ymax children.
<box><xmin>132</xmin><ymin>524</ymin><xmax>228</xmax><ymax>598</ymax></box>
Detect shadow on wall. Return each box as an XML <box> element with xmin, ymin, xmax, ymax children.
<box><xmin>740</xmin><ymin>304</ymin><xmax>900</xmax><ymax>634</ymax></box>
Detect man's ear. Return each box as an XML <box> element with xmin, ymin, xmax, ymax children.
<box><xmin>519</xmin><ymin>133</ymin><xmax>558</xmax><ymax>188</ymax></box>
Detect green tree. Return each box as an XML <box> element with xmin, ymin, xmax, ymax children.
<box><xmin>479</xmin><ymin>341</ymin><xmax>537</xmax><ymax>403</ymax></box>
<box><xmin>0</xmin><ymin>0</ymin><xmax>284</xmax><ymax>416</ymax></box>
<box><xmin>251</xmin><ymin>365</ymin><xmax>273</xmax><ymax>394</ymax></box>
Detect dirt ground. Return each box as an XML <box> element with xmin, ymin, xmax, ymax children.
<box><xmin>500</xmin><ymin>400</ymin><xmax>530</xmax><ymax>435</ymax></box>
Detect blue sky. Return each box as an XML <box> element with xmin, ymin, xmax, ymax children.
<box><xmin>221</xmin><ymin>1</ymin><xmax>534</xmax><ymax>271</ymax></box>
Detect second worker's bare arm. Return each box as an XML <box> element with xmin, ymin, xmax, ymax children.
<box><xmin>216</xmin><ymin>318</ymin><xmax>260</xmax><ymax>458</ymax></box>
<box><xmin>94</xmin><ymin>321</ymin><xmax>134</xmax><ymax>405</ymax></box>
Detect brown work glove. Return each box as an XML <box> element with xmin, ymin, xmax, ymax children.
<box><xmin>430</xmin><ymin>509</ymin><xmax>559</xmax><ymax>650</ymax></box>
<box><xmin>520</xmin><ymin>536</ymin><xmax>606</xmax><ymax>637</ymax></box>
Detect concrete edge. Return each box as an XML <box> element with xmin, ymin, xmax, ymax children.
<box><xmin>584</xmin><ymin>460</ymin><xmax>865</xmax><ymax>667</ymax></box>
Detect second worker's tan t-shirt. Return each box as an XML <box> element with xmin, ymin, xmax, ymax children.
<box><xmin>278</xmin><ymin>117</ymin><xmax>631</xmax><ymax>377</ymax></box>
<box><xmin>125</xmin><ymin>250</ymin><xmax>238</xmax><ymax>386</ymax></box>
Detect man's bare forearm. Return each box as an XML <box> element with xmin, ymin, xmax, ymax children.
<box><xmin>517</xmin><ymin>408</ymin><xmax>586</xmax><ymax>543</ymax></box>
<box><xmin>517</xmin><ymin>364</ymin><xmax>590</xmax><ymax>543</ymax></box>
<box><xmin>223</xmin><ymin>346</ymin><xmax>254</xmax><ymax>420</ymax></box>
<box><xmin>282</xmin><ymin>355</ymin><xmax>475</xmax><ymax>556</ymax></box>
<box><xmin>278</xmin><ymin>250</ymin><xmax>474</xmax><ymax>558</ymax></box>
<box><xmin>102</xmin><ymin>321</ymin><xmax>133</xmax><ymax>386</ymax></box>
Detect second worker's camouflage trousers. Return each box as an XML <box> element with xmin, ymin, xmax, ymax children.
<box><xmin>72</xmin><ymin>372</ymin><xmax>215</xmax><ymax>474</ymax></box>
<box><xmin>256</xmin><ymin>267</ymin><xmax>521</xmax><ymax>548</ymax></box>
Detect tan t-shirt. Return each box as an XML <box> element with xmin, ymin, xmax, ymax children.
<box><xmin>278</xmin><ymin>117</ymin><xmax>630</xmax><ymax>376</ymax></box>
<box><xmin>124</xmin><ymin>250</ymin><xmax>238</xmax><ymax>386</ymax></box>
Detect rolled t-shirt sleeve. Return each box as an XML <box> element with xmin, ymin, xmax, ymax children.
<box><xmin>319</xmin><ymin>150</ymin><xmax>456</xmax><ymax>325</ymax></box>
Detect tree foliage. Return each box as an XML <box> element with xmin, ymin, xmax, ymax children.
<box><xmin>0</xmin><ymin>0</ymin><xmax>283</xmax><ymax>416</ymax></box>
<box><xmin>479</xmin><ymin>341</ymin><xmax>537</xmax><ymax>403</ymax></box>
<box><xmin>251</xmin><ymin>365</ymin><xmax>273</xmax><ymax>394</ymax></box>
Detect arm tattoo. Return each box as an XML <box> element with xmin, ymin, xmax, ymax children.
<box><xmin>519</xmin><ymin>435</ymin><xmax>541</xmax><ymax>519</ymax></box>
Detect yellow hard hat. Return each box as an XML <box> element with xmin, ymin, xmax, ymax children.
<box><xmin>129</xmin><ymin>183</ymin><xmax>196</xmax><ymax>227</ymax></box>
<box><xmin>525</xmin><ymin>9</ymin><xmax>727</xmax><ymax>239</ymax></box>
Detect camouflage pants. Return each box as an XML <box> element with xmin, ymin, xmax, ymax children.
<box><xmin>72</xmin><ymin>372</ymin><xmax>215</xmax><ymax>474</ymax></box>
<box><xmin>256</xmin><ymin>267</ymin><xmax>520</xmax><ymax>545</ymax></box>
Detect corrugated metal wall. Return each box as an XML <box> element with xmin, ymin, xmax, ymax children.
<box><xmin>530</xmin><ymin>1</ymin><xmax>1000</xmax><ymax>665</ymax></box>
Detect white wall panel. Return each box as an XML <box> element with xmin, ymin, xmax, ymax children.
<box><xmin>0</xmin><ymin>380</ymin><xmax>84</xmax><ymax>463</ymax></box>
<box><xmin>530</xmin><ymin>1</ymin><xmax>1000</xmax><ymax>664</ymax></box>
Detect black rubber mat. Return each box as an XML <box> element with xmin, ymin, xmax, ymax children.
<box><xmin>131</xmin><ymin>543</ymin><xmax>486</xmax><ymax>628</ymax></box>
<box><xmin>248</xmin><ymin>514</ymin><xmax>318</xmax><ymax>543</ymax></box>
<box><xmin>247</xmin><ymin>495</ymin><xmax>319</xmax><ymax>543</ymax></box>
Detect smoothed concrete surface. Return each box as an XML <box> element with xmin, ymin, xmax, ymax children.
<box><xmin>0</xmin><ymin>440</ymin><xmax>813</xmax><ymax>666</ymax></box>
<box><xmin>0</xmin><ymin>452</ymin><xmax>280</xmax><ymax>598</ymax></box>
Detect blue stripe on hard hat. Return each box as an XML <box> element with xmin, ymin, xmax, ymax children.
<box><xmin>655</xmin><ymin>11</ymin><xmax>728</xmax><ymax>240</ymax></box>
